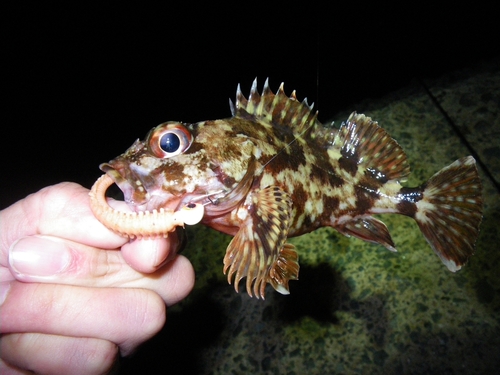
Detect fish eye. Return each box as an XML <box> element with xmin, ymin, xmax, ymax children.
<box><xmin>148</xmin><ymin>123</ymin><xmax>193</xmax><ymax>158</ymax></box>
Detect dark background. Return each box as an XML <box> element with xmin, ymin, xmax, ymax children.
<box><xmin>3</xmin><ymin>3</ymin><xmax>499</xmax><ymax>208</ymax></box>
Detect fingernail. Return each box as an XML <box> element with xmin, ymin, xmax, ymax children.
<box><xmin>9</xmin><ymin>236</ymin><xmax>72</xmax><ymax>277</ymax></box>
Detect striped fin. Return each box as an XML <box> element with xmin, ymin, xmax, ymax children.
<box><xmin>337</xmin><ymin>217</ymin><xmax>397</xmax><ymax>252</ymax></box>
<box><xmin>330</xmin><ymin>112</ymin><xmax>411</xmax><ymax>183</ymax></box>
<box><xmin>414</xmin><ymin>156</ymin><xmax>483</xmax><ymax>271</ymax></box>
<box><xmin>229</xmin><ymin>78</ymin><xmax>321</xmax><ymax>137</ymax></box>
<box><xmin>223</xmin><ymin>185</ymin><xmax>298</xmax><ymax>298</ymax></box>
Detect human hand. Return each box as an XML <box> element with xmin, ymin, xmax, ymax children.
<box><xmin>0</xmin><ymin>182</ymin><xmax>195</xmax><ymax>374</ymax></box>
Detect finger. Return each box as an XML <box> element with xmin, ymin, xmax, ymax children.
<box><xmin>156</xmin><ymin>254</ymin><xmax>195</xmax><ymax>305</ymax></box>
<box><xmin>121</xmin><ymin>233</ymin><xmax>180</xmax><ymax>273</ymax></box>
<box><xmin>8</xmin><ymin>236</ymin><xmax>195</xmax><ymax>304</ymax></box>
<box><xmin>0</xmin><ymin>333</ymin><xmax>117</xmax><ymax>375</ymax></box>
<box><xmin>0</xmin><ymin>182</ymin><xmax>127</xmax><ymax>265</ymax></box>
<box><xmin>0</xmin><ymin>281</ymin><xmax>165</xmax><ymax>355</ymax></box>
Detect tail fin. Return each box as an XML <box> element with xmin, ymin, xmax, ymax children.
<box><xmin>414</xmin><ymin>156</ymin><xmax>483</xmax><ymax>271</ymax></box>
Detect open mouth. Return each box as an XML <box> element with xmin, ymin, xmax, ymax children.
<box><xmin>99</xmin><ymin>162</ymin><xmax>153</xmax><ymax>209</ymax></box>
<box><xmin>89</xmin><ymin>173</ymin><xmax>205</xmax><ymax>239</ymax></box>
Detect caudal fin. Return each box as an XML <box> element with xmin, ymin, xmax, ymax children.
<box><xmin>414</xmin><ymin>156</ymin><xmax>483</xmax><ymax>271</ymax></box>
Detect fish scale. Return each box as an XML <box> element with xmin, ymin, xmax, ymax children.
<box><xmin>93</xmin><ymin>78</ymin><xmax>483</xmax><ymax>299</ymax></box>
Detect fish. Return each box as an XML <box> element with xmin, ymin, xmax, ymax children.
<box><xmin>90</xmin><ymin>79</ymin><xmax>483</xmax><ymax>299</ymax></box>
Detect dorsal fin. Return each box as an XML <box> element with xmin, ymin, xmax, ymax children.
<box><xmin>229</xmin><ymin>78</ymin><xmax>321</xmax><ymax>137</ymax></box>
<box><xmin>331</xmin><ymin>112</ymin><xmax>410</xmax><ymax>182</ymax></box>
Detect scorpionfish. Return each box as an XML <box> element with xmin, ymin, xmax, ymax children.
<box><xmin>96</xmin><ymin>79</ymin><xmax>483</xmax><ymax>299</ymax></box>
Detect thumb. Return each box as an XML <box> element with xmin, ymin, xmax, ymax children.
<box><xmin>7</xmin><ymin>234</ymin><xmax>195</xmax><ymax>305</ymax></box>
<box><xmin>8</xmin><ymin>236</ymin><xmax>73</xmax><ymax>278</ymax></box>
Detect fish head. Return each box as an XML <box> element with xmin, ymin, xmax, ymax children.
<box><xmin>100</xmin><ymin>120</ymin><xmax>256</xmax><ymax>213</ymax></box>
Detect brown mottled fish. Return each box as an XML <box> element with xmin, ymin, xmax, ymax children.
<box><xmin>90</xmin><ymin>79</ymin><xmax>483</xmax><ymax>299</ymax></box>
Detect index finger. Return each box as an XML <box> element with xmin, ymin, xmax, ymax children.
<box><xmin>0</xmin><ymin>182</ymin><xmax>127</xmax><ymax>266</ymax></box>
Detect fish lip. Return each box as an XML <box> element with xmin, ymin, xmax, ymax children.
<box><xmin>99</xmin><ymin>163</ymin><xmax>128</xmax><ymax>187</ymax></box>
<box><xmin>99</xmin><ymin>162</ymin><xmax>161</xmax><ymax>211</ymax></box>
<box><xmin>99</xmin><ymin>162</ymin><xmax>141</xmax><ymax>204</ymax></box>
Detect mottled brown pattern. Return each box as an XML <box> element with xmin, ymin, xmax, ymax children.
<box><xmin>353</xmin><ymin>185</ymin><xmax>377</xmax><ymax>215</ymax></box>
<box><xmin>396</xmin><ymin>187</ymin><xmax>423</xmax><ymax>217</ymax></box>
<box><xmin>323</xmin><ymin>196</ymin><xmax>340</xmax><ymax>212</ymax></box>
<box><xmin>160</xmin><ymin>162</ymin><xmax>185</xmax><ymax>180</ymax></box>
<box><xmin>95</xmin><ymin>79</ymin><xmax>483</xmax><ymax>298</ymax></box>
<box><xmin>338</xmin><ymin>155</ymin><xmax>359</xmax><ymax>176</ymax></box>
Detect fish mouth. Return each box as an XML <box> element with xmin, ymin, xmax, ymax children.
<box><xmin>99</xmin><ymin>162</ymin><xmax>181</xmax><ymax>212</ymax></box>
<box><xmin>89</xmin><ymin>173</ymin><xmax>205</xmax><ymax>238</ymax></box>
<box><xmin>90</xmin><ymin>161</ymin><xmax>208</xmax><ymax>239</ymax></box>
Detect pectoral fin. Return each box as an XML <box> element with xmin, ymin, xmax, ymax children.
<box><xmin>223</xmin><ymin>186</ymin><xmax>299</xmax><ymax>299</ymax></box>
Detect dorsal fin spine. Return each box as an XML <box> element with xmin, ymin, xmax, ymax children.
<box><xmin>247</xmin><ymin>79</ymin><xmax>260</xmax><ymax>114</ymax></box>
<box><xmin>235</xmin><ymin>83</ymin><xmax>245</xmax><ymax>112</ymax></box>
<box><xmin>257</xmin><ymin>78</ymin><xmax>271</xmax><ymax>118</ymax></box>
<box><xmin>233</xmin><ymin>78</ymin><xmax>321</xmax><ymax>139</ymax></box>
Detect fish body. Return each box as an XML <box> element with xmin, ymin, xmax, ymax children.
<box><xmin>99</xmin><ymin>79</ymin><xmax>483</xmax><ymax>298</ymax></box>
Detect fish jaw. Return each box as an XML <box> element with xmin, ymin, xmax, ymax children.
<box><xmin>99</xmin><ymin>158</ymin><xmax>231</xmax><ymax>215</ymax></box>
<box><xmin>97</xmin><ymin>138</ymin><xmax>212</xmax><ymax>212</ymax></box>
<box><xmin>99</xmin><ymin>159</ymin><xmax>180</xmax><ymax>212</ymax></box>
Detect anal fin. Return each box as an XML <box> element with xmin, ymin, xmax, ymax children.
<box><xmin>336</xmin><ymin>216</ymin><xmax>396</xmax><ymax>252</ymax></box>
<box><xmin>268</xmin><ymin>242</ymin><xmax>299</xmax><ymax>295</ymax></box>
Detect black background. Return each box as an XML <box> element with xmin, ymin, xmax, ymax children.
<box><xmin>3</xmin><ymin>3</ymin><xmax>499</xmax><ymax>208</ymax></box>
